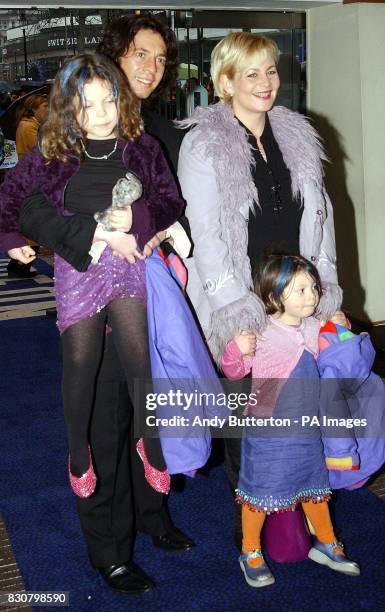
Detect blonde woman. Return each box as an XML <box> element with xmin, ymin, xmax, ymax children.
<box><xmin>178</xmin><ymin>31</ymin><xmax>343</xmax><ymax>576</ymax></box>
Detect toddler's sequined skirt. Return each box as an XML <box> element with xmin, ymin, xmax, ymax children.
<box><xmin>54</xmin><ymin>246</ymin><xmax>146</xmax><ymax>334</ymax></box>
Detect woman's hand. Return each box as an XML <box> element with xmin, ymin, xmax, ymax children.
<box><xmin>234</xmin><ymin>331</ymin><xmax>257</xmax><ymax>357</ymax></box>
<box><xmin>8</xmin><ymin>246</ymin><xmax>36</xmax><ymax>264</ymax></box>
<box><xmin>107</xmin><ymin>206</ymin><xmax>133</xmax><ymax>232</ymax></box>
<box><xmin>141</xmin><ymin>229</ymin><xmax>175</xmax><ymax>257</ymax></box>
<box><xmin>326</xmin><ymin>309</ymin><xmax>349</xmax><ymax>328</ymax></box>
<box><xmin>156</xmin><ymin>229</ymin><xmax>174</xmax><ymax>246</ymax></box>
<box><xmin>142</xmin><ymin>233</ymin><xmax>162</xmax><ymax>257</ymax></box>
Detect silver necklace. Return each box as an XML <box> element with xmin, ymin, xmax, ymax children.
<box><xmin>81</xmin><ymin>139</ymin><xmax>118</xmax><ymax>160</ymax></box>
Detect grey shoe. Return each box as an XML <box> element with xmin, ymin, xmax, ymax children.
<box><xmin>308</xmin><ymin>539</ymin><xmax>360</xmax><ymax>576</ymax></box>
<box><xmin>239</xmin><ymin>550</ymin><xmax>275</xmax><ymax>588</ymax></box>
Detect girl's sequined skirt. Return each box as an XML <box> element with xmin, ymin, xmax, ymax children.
<box><xmin>54</xmin><ymin>246</ymin><xmax>146</xmax><ymax>334</ymax></box>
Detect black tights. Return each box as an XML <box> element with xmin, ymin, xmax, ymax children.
<box><xmin>61</xmin><ymin>297</ymin><xmax>164</xmax><ymax>476</ymax></box>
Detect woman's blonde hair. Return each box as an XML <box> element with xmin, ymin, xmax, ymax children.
<box><xmin>211</xmin><ymin>32</ymin><xmax>279</xmax><ymax>102</ymax></box>
<box><xmin>39</xmin><ymin>53</ymin><xmax>143</xmax><ymax>162</ymax></box>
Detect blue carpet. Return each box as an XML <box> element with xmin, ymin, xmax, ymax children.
<box><xmin>1</xmin><ymin>259</ymin><xmax>385</xmax><ymax>610</ymax></box>
<box><xmin>0</xmin><ymin>254</ymin><xmax>55</xmax><ymax>317</ymax></box>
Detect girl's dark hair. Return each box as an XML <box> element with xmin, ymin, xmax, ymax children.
<box><xmin>255</xmin><ymin>253</ymin><xmax>322</xmax><ymax>315</ymax></box>
<box><xmin>39</xmin><ymin>52</ymin><xmax>142</xmax><ymax>162</ymax></box>
<box><xmin>98</xmin><ymin>14</ymin><xmax>178</xmax><ymax>102</ymax></box>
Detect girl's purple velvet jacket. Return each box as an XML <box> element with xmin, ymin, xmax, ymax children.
<box><xmin>0</xmin><ymin>134</ymin><xmax>184</xmax><ymax>253</ymax></box>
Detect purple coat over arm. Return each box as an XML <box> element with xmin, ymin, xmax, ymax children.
<box><xmin>0</xmin><ymin>134</ymin><xmax>184</xmax><ymax>253</ymax></box>
<box><xmin>318</xmin><ymin>330</ymin><xmax>385</xmax><ymax>489</ymax></box>
<box><xmin>146</xmin><ymin>251</ymin><xmax>228</xmax><ymax>475</ymax></box>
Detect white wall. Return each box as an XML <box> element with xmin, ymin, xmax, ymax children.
<box><xmin>359</xmin><ymin>5</ymin><xmax>385</xmax><ymax>324</ymax></box>
<box><xmin>307</xmin><ymin>3</ymin><xmax>385</xmax><ymax>323</ymax></box>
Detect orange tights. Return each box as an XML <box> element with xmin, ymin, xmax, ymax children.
<box><xmin>242</xmin><ymin>501</ymin><xmax>338</xmax><ymax>567</ymax></box>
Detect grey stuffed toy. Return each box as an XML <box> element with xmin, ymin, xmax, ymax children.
<box><xmin>94</xmin><ymin>171</ymin><xmax>142</xmax><ymax>230</ymax></box>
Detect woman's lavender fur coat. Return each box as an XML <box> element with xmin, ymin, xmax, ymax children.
<box><xmin>178</xmin><ymin>102</ymin><xmax>342</xmax><ymax>364</ymax></box>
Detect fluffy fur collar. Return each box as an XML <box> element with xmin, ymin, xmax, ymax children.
<box><xmin>179</xmin><ymin>103</ymin><xmax>340</xmax><ymax>363</ymax></box>
<box><xmin>180</xmin><ymin>103</ymin><xmax>327</xmax><ymax>297</ymax></box>
<box><xmin>180</xmin><ymin>102</ymin><xmax>327</xmax><ymax>206</ymax></box>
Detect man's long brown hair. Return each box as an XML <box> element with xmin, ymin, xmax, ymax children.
<box><xmin>39</xmin><ymin>53</ymin><xmax>143</xmax><ymax>162</ymax></box>
<box><xmin>98</xmin><ymin>14</ymin><xmax>178</xmax><ymax>104</ymax></box>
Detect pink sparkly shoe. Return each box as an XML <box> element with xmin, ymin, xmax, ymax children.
<box><xmin>68</xmin><ymin>447</ymin><xmax>97</xmax><ymax>498</ymax></box>
<box><xmin>136</xmin><ymin>438</ymin><xmax>170</xmax><ymax>494</ymax></box>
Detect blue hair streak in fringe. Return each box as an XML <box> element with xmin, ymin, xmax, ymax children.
<box><xmin>60</xmin><ymin>58</ymin><xmax>120</xmax><ymax>104</ymax></box>
<box><xmin>273</xmin><ymin>257</ymin><xmax>295</xmax><ymax>301</ymax></box>
<box><xmin>59</xmin><ymin>57</ymin><xmax>84</xmax><ymax>91</ymax></box>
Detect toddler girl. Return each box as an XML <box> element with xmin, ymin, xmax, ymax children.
<box><xmin>221</xmin><ymin>253</ymin><xmax>360</xmax><ymax>587</ymax></box>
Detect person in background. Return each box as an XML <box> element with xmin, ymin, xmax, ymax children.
<box><xmin>16</xmin><ymin>14</ymin><xmax>194</xmax><ymax>595</ymax></box>
<box><xmin>15</xmin><ymin>94</ymin><xmax>48</xmax><ymax>158</ymax></box>
<box><xmin>6</xmin><ymin>94</ymin><xmax>48</xmax><ymax>278</ymax></box>
<box><xmin>11</xmin><ymin>89</ymin><xmax>21</xmax><ymax>101</ymax></box>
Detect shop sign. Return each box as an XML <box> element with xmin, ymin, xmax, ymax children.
<box><xmin>48</xmin><ymin>35</ymin><xmax>102</xmax><ymax>48</ymax></box>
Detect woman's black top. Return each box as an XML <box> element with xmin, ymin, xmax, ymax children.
<box><xmin>243</xmin><ymin>116</ymin><xmax>303</xmax><ymax>281</ymax></box>
<box><xmin>65</xmin><ymin>138</ymin><xmax>127</xmax><ymax>216</ymax></box>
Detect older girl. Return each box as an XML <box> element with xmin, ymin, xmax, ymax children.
<box><xmin>0</xmin><ymin>53</ymin><xmax>183</xmax><ymax>497</ymax></box>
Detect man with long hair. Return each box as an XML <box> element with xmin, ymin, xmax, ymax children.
<box><xmin>18</xmin><ymin>14</ymin><xmax>192</xmax><ymax>595</ymax></box>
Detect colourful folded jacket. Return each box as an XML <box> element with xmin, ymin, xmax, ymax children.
<box><xmin>158</xmin><ymin>247</ymin><xmax>187</xmax><ymax>289</ymax></box>
<box><xmin>318</xmin><ymin>322</ymin><xmax>385</xmax><ymax>489</ymax></box>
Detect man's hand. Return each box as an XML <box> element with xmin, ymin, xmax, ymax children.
<box><xmin>8</xmin><ymin>245</ymin><xmax>36</xmax><ymax>264</ymax></box>
<box><xmin>108</xmin><ymin>207</ymin><xmax>133</xmax><ymax>232</ymax></box>
<box><xmin>107</xmin><ymin>232</ymin><xmax>144</xmax><ymax>264</ymax></box>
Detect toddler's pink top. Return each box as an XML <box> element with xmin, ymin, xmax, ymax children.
<box><xmin>221</xmin><ymin>316</ymin><xmax>321</xmax><ymax>416</ymax></box>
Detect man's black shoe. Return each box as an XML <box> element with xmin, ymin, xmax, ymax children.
<box><xmin>152</xmin><ymin>527</ymin><xmax>195</xmax><ymax>552</ymax></box>
<box><xmin>98</xmin><ymin>562</ymin><xmax>154</xmax><ymax>594</ymax></box>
